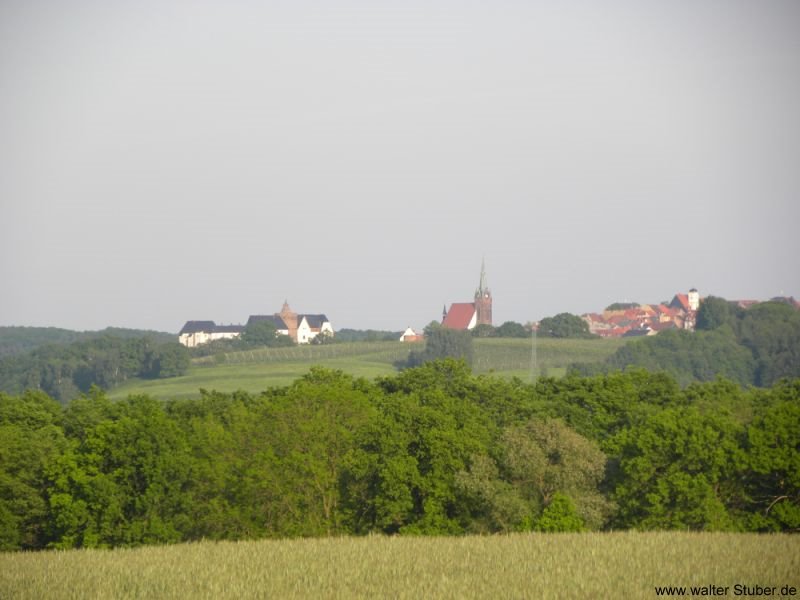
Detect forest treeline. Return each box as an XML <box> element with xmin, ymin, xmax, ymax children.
<box><xmin>0</xmin><ymin>326</ymin><xmax>176</xmax><ymax>358</ymax></box>
<box><xmin>573</xmin><ymin>300</ymin><xmax>800</xmax><ymax>387</ymax></box>
<box><xmin>0</xmin><ymin>335</ymin><xmax>190</xmax><ymax>403</ymax></box>
<box><xmin>1</xmin><ymin>361</ymin><xmax>797</xmax><ymax>551</ymax></box>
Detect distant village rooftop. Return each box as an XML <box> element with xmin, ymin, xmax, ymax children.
<box><xmin>582</xmin><ymin>289</ymin><xmax>700</xmax><ymax>338</ymax></box>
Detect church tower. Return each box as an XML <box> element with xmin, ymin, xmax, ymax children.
<box><xmin>474</xmin><ymin>259</ymin><xmax>493</xmax><ymax>326</ymax></box>
<box><xmin>279</xmin><ymin>300</ymin><xmax>299</xmax><ymax>341</ymax></box>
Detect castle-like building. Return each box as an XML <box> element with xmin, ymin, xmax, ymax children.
<box><xmin>442</xmin><ymin>261</ymin><xmax>493</xmax><ymax>330</ymax></box>
<box><xmin>247</xmin><ymin>301</ymin><xmax>333</xmax><ymax>345</ymax></box>
<box><xmin>178</xmin><ymin>301</ymin><xmax>333</xmax><ymax>347</ymax></box>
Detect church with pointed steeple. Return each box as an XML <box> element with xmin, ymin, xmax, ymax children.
<box><xmin>442</xmin><ymin>260</ymin><xmax>493</xmax><ymax>330</ymax></box>
<box><xmin>474</xmin><ymin>259</ymin><xmax>492</xmax><ymax>326</ymax></box>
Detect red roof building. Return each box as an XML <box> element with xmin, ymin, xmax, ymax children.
<box><xmin>670</xmin><ymin>293</ymin><xmax>690</xmax><ymax>312</ymax></box>
<box><xmin>441</xmin><ymin>260</ymin><xmax>493</xmax><ymax>331</ymax></box>
<box><xmin>442</xmin><ymin>303</ymin><xmax>477</xmax><ymax>330</ymax></box>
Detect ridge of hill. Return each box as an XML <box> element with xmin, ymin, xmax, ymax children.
<box><xmin>0</xmin><ymin>326</ymin><xmax>176</xmax><ymax>357</ymax></box>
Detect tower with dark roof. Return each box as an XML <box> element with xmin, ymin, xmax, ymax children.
<box><xmin>474</xmin><ymin>259</ymin><xmax>492</xmax><ymax>326</ymax></box>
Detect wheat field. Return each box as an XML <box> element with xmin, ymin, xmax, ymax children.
<box><xmin>2</xmin><ymin>532</ymin><xmax>798</xmax><ymax>599</ymax></box>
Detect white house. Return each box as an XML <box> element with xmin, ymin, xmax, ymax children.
<box><xmin>178</xmin><ymin>321</ymin><xmax>245</xmax><ymax>348</ymax></box>
<box><xmin>296</xmin><ymin>314</ymin><xmax>335</xmax><ymax>344</ymax></box>
<box><xmin>399</xmin><ymin>327</ymin><xmax>424</xmax><ymax>342</ymax></box>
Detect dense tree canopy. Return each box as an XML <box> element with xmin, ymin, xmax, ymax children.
<box><xmin>738</xmin><ymin>302</ymin><xmax>800</xmax><ymax>386</ymax></box>
<box><xmin>696</xmin><ymin>296</ymin><xmax>741</xmax><ymax>332</ymax></box>
<box><xmin>240</xmin><ymin>320</ymin><xmax>294</xmax><ymax>348</ymax></box>
<box><xmin>605</xmin><ymin>303</ymin><xmax>640</xmax><ymax>312</ymax></box>
<box><xmin>0</xmin><ymin>336</ymin><xmax>190</xmax><ymax>404</ymax></box>
<box><xmin>0</xmin><ymin>364</ymin><xmax>798</xmax><ymax>550</ymax></box>
<box><xmin>537</xmin><ymin>314</ymin><xmax>595</xmax><ymax>339</ymax></box>
<box><xmin>404</xmin><ymin>328</ymin><xmax>474</xmax><ymax>368</ymax></box>
<box><xmin>589</xmin><ymin>328</ymin><xmax>757</xmax><ymax>387</ymax></box>
<box><xmin>470</xmin><ymin>324</ymin><xmax>496</xmax><ymax>338</ymax></box>
<box><xmin>465</xmin><ymin>322</ymin><xmax>529</xmax><ymax>338</ymax></box>
<box><xmin>495</xmin><ymin>321</ymin><xmax>529</xmax><ymax>338</ymax></box>
<box><xmin>0</xmin><ymin>327</ymin><xmax>175</xmax><ymax>358</ymax></box>
<box><xmin>609</xmin><ymin>406</ymin><xmax>744</xmax><ymax>530</ymax></box>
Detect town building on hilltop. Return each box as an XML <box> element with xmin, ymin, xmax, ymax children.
<box><xmin>442</xmin><ymin>260</ymin><xmax>493</xmax><ymax>330</ymax></box>
<box><xmin>178</xmin><ymin>301</ymin><xmax>333</xmax><ymax>347</ymax></box>
<box><xmin>582</xmin><ymin>288</ymin><xmax>700</xmax><ymax>338</ymax></box>
<box><xmin>247</xmin><ymin>301</ymin><xmax>333</xmax><ymax>345</ymax></box>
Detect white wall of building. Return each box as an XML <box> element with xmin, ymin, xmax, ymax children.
<box><xmin>688</xmin><ymin>289</ymin><xmax>700</xmax><ymax>312</ymax></box>
<box><xmin>296</xmin><ymin>318</ymin><xmax>312</xmax><ymax>344</ymax></box>
<box><xmin>179</xmin><ymin>331</ymin><xmax>242</xmax><ymax>348</ymax></box>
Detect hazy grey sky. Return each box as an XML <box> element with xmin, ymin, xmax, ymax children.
<box><xmin>2</xmin><ymin>1</ymin><xmax>799</xmax><ymax>333</ymax></box>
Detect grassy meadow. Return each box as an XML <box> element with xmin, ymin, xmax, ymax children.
<box><xmin>109</xmin><ymin>337</ymin><xmax>626</xmax><ymax>400</ymax></box>
<box><xmin>2</xmin><ymin>532</ymin><xmax>798</xmax><ymax>599</ymax></box>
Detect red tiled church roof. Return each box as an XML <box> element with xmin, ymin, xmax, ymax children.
<box><xmin>442</xmin><ymin>303</ymin><xmax>476</xmax><ymax>330</ymax></box>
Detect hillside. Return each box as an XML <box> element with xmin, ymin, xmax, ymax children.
<box><xmin>0</xmin><ymin>330</ymin><xmax>187</xmax><ymax>403</ymax></box>
<box><xmin>109</xmin><ymin>338</ymin><xmax>626</xmax><ymax>400</ymax></box>
<box><xmin>0</xmin><ymin>326</ymin><xmax>175</xmax><ymax>357</ymax></box>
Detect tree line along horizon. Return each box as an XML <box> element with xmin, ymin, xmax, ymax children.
<box><xmin>2</xmin><ymin>296</ymin><xmax>798</xmax><ymax>405</ymax></box>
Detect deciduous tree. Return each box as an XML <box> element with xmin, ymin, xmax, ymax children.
<box><xmin>537</xmin><ymin>313</ymin><xmax>594</xmax><ymax>339</ymax></box>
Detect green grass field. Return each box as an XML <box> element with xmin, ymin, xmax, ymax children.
<box><xmin>2</xmin><ymin>532</ymin><xmax>797</xmax><ymax>599</ymax></box>
<box><xmin>109</xmin><ymin>338</ymin><xmax>626</xmax><ymax>400</ymax></box>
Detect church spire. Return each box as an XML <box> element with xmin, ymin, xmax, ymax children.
<box><xmin>474</xmin><ymin>258</ymin><xmax>492</xmax><ymax>326</ymax></box>
<box><xmin>476</xmin><ymin>257</ymin><xmax>489</xmax><ymax>297</ymax></box>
